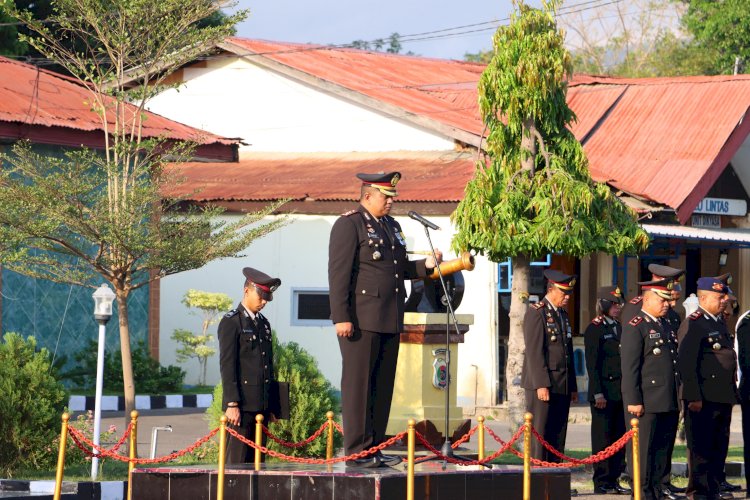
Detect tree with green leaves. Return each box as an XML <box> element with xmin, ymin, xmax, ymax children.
<box><xmin>451</xmin><ymin>0</ymin><xmax>649</xmax><ymax>424</ymax></box>
<box><xmin>678</xmin><ymin>0</ymin><xmax>750</xmax><ymax>74</ymax></box>
<box><xmin>172</xmin><ymin>289</ymin><xmax>233</xmax><ymax>386</ymax></box>
<box><xmin>0</xmin><ymin>0</ymin><xmax>288</xmax><ymax>423</ymax></box>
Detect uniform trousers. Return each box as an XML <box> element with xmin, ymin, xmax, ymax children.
<box><xmin>226</xmin><ymin>410</ymin><xmax>270</xmax><ymax>464</ymax></box>
<box><xmin>685</xmin><ymin>401</ymin><xmax>733</xmax><ymax>499</ymax></box>
<box><xmin>590</xmin><ymin>399</ymin><xmax>626</xmax><ymax>488</ymax></box>
<box><xmin>659</xmin><ymin>406</ymin><xmax>680</xmax><ymax>489</ymax></box>
<box><xmin>625</xmin><ymin>410</ymin><xmax>679</xmax><ymax>500</ymax></box>
<box><xmin>525</xmin><ymin>390</ymin><xmax>571</xmax><ymax>462</ymax></box>
<box><xmin>338</xmin><ymin>329</ymin><xmax>400</xmax><ymax>454</ymax></box>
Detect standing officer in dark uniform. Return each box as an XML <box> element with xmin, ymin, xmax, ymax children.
<box><xmin>328</xmin><ymin>171</ymin><xmax>440</xmax><ymax>468</ymax></box>
<box><xmin>584</xmin><ymin>285</ymin><xmax>630</xmax><ymax>495</ymax></box>
<box><xmin>678</xmin><ymin>277</ymin><xmax>738</xmax><ymax>500</ymax></box>
<box><xmin>622</xmin><ymin>263</ymin><xmax>685</xmax><ymax>499</ymax></box>
<box><xmin>521</xmin><ymin>269</ymin><xmax>578</xmax><ymax>462</ymax></box>
<box><xmin>621</xmin><ymin>278</ymin><xmax>680</xmax><ymax>500</ymax></box>
<box><xmin>736</xmin><ymin>306</ymin><xmax>750</xmax><ymax>494</ymax></box>
<box><xmin>218</xmin><ymin>267</ymin><xmax>281</xmax><ymax>464</ymax></box>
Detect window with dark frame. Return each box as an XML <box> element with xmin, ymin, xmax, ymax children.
<box><xmin>293</xmin><ymin>289</ymin><xmax>331</xmax><ymax>325</ymax></box>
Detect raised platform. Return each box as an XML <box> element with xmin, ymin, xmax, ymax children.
<box><xmin>131</xmin><ymin>462</ymin><xmax>571</xmax><ymax>500</ymax></box>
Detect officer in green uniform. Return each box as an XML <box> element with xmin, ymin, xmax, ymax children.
<box><xmin>217</xmin><ymin>267</ymin><xmax>281</xmax><ymax>464</ymax></box>
<box><xmin>678</xmin><ymin>277</ymin><xmax>738</xmax><ymax>500</ymax></box>
<box><xmin>584</xmin><ymin>285</ymin><xmax>630</xmax><ymax>495</ymax></box>
<box><xmin>328</xmin><ymin>171</ymin><xmax>440</xmax><ymax>468</ymax></box>
<box><xmin>521</xmin><ymin>269</ymin><xmax>578</xmax><ymax>463</ymax></box>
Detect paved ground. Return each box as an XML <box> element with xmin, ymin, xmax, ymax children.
<box><xmin>91</xmin><ymin>405</ymin><xmax>748</xmax><ymax>499</ymax></box>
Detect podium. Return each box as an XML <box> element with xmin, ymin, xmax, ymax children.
<box><xmin>386</xmin><ymin>312</ymin><xmax>474</xmax><ymax>445</ymax></box>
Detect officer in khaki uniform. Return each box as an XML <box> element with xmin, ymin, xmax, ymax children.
<box><xmin>521</xmin><ymin>269</ymin><xmax>578</xmax><ymax>462</ymax></box>
<box><xmin>328</xmin><ymin>171</ymin><xmax>439</xmax><ymax>468</ymax></box>
<box><xmin>584</xmin><ymin>285</ymin><xmax>630</xmax><ymax>495</ymax></box>
<box><xmin>678</xmin><ymin>277</ymin><xmax>738</xmax><ymax>500</ymax></box>
<box><xmin>218</xmin><ymin>267</ymin><xmax>281</xmax><ymax>464</ymax></box>
<box><xmin>621</xmin><ymin>278</ymin><xmax>680</xmax><ymax>500</ymax></box>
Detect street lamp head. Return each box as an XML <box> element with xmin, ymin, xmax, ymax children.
<box><xmin>93</xmin><ymin>284</ymin><xmax>116</xmax><ymax>323</ymax></box>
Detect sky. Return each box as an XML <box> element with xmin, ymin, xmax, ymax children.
<box><xmin>230</xmin><ymin>0</ymin><xmax>529</xmax><ymax>61</ymax></box>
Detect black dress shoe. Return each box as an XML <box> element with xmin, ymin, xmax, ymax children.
<box><xmin>345</xmin><ymin>456</ymin><xmax>382</xmax><ymax>468</ymax></box>
<box><xmin>660</xmin><ymin>487</ymin><xmax>686</xmax><ymax>500</ymax></box>
<box><xmin>721</xmin><ymin>481</ymin><xmax>742</xmax><ymax>492</ymax></box>
<box><xmin>594</xmin><ymin>486</ymin><xmax>619</xmax><ymax>494</ymax></box>
<box><xmin>719</xmin><ymin>492</ymin><xmax>735</xmax><ymax>500</ymax></box>
<box><xmin>375</xmin><ymin>451</ymin><xmax>402</xmax><ymax>466</ymax></box>
<box><xmin>613</xmin><ymin>483</ymin><xmax>632</xmax><ymax>495</ymax></box>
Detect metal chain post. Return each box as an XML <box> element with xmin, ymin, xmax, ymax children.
<box><xmin>127</xmin><ymin>411</ymin><xmax>138</xmax><ymax>500</ymax></box>
<box><xmin>326</xmin><ymin>411</ymin><xmax>334</xmax><ymax>460</ymax></box>
<box><xmin>631</xmin><ymin>418</ymin><xmax>641</xmax><ymax>500</ymax></box>
<box><xmin>407</xmin><ymin>419</ymin><xmax>415</xmax><ymax>500</ymax></box>
<box><xmin>217</xmin><ymin>416</ymin><xmax>227</xmax><ymax>500</ymax></box>
<box><xmin>255</xmin><ymin>414</ymin><xmax>264</xmax><ymax>470</ymax></box>
<box><xmin>523</xmin><ymin>412</ymin><xmax>533</xmax><ymax>500</ymax></box>
<box><xmin>477</xmin><ymin>415</ymin><xmax>485</xmax><ymax>462</ymax></box>
<box><xmin>53</xmin><ymin>413</ymin><xmax>70</xmax><ymax>500</ymax></box>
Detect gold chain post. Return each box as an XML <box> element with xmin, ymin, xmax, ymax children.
<box><xmin>631</xmin><ymin>418</ymin><xmax>641</xmax><ymax>500</ymax></box>
<box><xmin>407</xmin><ymin>419</ymin><xmax>416</xmax><ymax>500</ymax></box>
<box><xmin>127</xmin><ymin>410</ymin><xmax>138</xmax><ymax>500</ymax></box>
<box><xmin>326</xmin><ymin>411</ymin><xmax>335</xmax><ymax>460</ymax></box>
<box><xmin>523</xmin><ymin>412</ymin><xmax>532</xmax><ymax>500</ymax></box>
<box><xmin>254</xmin><ymin>414</ymin><xmax>264</xmax><ymax>470</ymax></box>
<box><xmin>217</xmin><ymin>416</ymin><xmax>227</xmax><ymax>500</ymax></box>
<box><xmin>53</xmin><ymin>413</ymin><xmax>70</xmax><ymax>500</ymax></box>
<box><xmin>477</xmin><ymin>416</ymin><xmax>485</xmax><ymax>462</ymax></box>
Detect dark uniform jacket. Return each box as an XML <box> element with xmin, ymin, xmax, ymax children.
<box><xmin>328</xmin><ymin>205</ymin><xmax>427</xmax><ymax>334</ymax></box>
<box><xmin>738</xmin><ymin>313</ymin><xmax>750</xmax><ymax>401</ymax></box>
<box><xmin>621</xmin><ymin>312</ymin><xmax>679</xmax><ymax>413</ymax></box>
<box><xmin>584</xmin><ymin>315</ymin><xmax>622</xmax><ymax>402</ymax></box>
<box><xmin>521</xmin><ymin>298</ymin><xmax>577</xmax><ymax>395</ymax></box>
<box><xmin>218</xmin><ymin>303</ymin><xmax>275</xmax><ymax>412</ymax></box>
<box><xmin>677</xmin><ymin>309</ymin><xmax>738</xmax><ymax>405</ymax></box>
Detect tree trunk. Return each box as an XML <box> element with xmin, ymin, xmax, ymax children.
<box><xmin>116</xmin><ymin>290</ymin><xmax>136</xmax><ymax>448</ymax></box>
<box><xmin>505</xmin><ymin>254</ymin><xmax>530</xmax><ymax>429</ymax></box>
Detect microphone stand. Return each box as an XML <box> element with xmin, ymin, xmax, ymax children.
<box><xmin>417</xmin><ymin>224</ymin><xmax>487</xmax><ymax>469</ymax></box>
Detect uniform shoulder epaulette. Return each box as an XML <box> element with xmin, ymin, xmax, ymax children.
<box><xmin>341</xmin><ymin>209</ymin><xmax>358</xmax><ymax>216</ymax></box>
<box><xmin>629</xmin><ymin>296</ymin><xmax>643</xmax><ymax>305</ymax></box>
<box><xmin>591</xmin><ymin>316</ymin><xmax>603</xmax><ymax>325</ymax></box>
<box><xmin>629</xmin><ymin>316</ymin><xmax>643</xmax><ymax>326</ymax></box>
<box><xmin>689</xmin><ymin>310</ymin><xmax>704</xmax><ymax>320</ymax></box>
<box><xmin>531</xmin><ymin>302</ymin><xmax>545</xmax><ymax>310</ymax></box>
<box><xmin>224</xmin><ymin>309</ymin><xmax>238</xmax><ymax>318</ymax></box>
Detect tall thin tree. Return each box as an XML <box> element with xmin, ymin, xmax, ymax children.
<box><xmin>451</xmin><ymin>0</ymin><xmax>649</xmax><ymax>425</ymax></box>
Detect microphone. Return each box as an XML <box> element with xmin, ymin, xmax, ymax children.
<box><xmin>408</xmin><ymin>211</ymin><xmax>440</xmax><ymax>230</ymax></box>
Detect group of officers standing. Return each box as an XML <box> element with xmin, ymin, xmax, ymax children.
<box><xmin>524</xmin><ymin>264</ymin><xmax>749</xmax><ymax>500</ymax></box>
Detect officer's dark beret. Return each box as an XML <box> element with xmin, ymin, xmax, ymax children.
<box><xmin>638</xmin><ymin>277</ymin><xmax>675</xmax><ymax>299</ymax></box>
<box><xmin>647</xmin><ymin>263</ymin><xmax>684</xmax><ymax>280</ymax></box>
<box><xmin>242</xmin><ymin>267</ymin><xmax>281</xmax><ymax>301</ymax></box>
<box><xmin>356</xmin><ymin>171</ymin><xmax>401</xmax><ymax>196</ymax></box>
<box><xmin>714</xmin><ymin>272</ymin><xmax>733</xmax><ymax>285</ymax></box>
<box><xmin>597</xmin><ymin>285</ymin><xmax>624</xmax><ymax>304</ymax></box>
<box><xmin>543</xmin><ymin>269</ymin><xmax>576</xmax><ymax>295</ymax></box>
<box><xmin>696</xmin><ymin>276</ymin><xmax>728</xmax><ymax>294</ymax></box>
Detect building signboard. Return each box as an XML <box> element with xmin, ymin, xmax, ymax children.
<box><xmin>693</xmin><ymin>197</ymin><xmax>747</xmax><ymax>216</ymax></box>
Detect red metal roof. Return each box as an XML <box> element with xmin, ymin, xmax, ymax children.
<box><xmin>0</xmin><ymin>56</ymin><xmax>239</xmax><ymax>159</ymax></box>
<box><xmin>196</xmin><ymin>40</ymin><xmax>750</xmax><ymax>218</ymax></box>
<box><xmin>165</xmin><ymin>151</ymin><xmax>476</xmax><ymax>203</ymax></box>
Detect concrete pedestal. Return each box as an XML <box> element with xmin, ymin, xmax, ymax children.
<box><xmin>386</xmin><ymin>312</ymin><xmax>474</xmax><ymax>445</ymax></box>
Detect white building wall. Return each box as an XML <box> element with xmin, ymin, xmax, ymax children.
<box><xmin>146</xmin><ymin>57</ymin><xmax>454</xmax><ymax>153</ymax></box>
<box><xmin>159</xmin><ymin>213</ymin><xmax>498</xmax><ymax>407</ymax></box>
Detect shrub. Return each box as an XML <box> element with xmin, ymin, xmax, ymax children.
<box><xmin>66</xmin><ymin>340</ymin><xmax>185</xmax><ymax>393</ymax></box>
<box><xmin>54</xmin><ymin>411</ymin><xmax>121</xmax><ymax>469</ymax></box>
<box><xmin>0</xmin><ymin>333</ymin><xmax>68</xmax><ymax>477</ymax></box>
<box><xmin>207</xmin><ymin>333</ymin><xmax>342</xmax><ymax>459</ymax></box>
